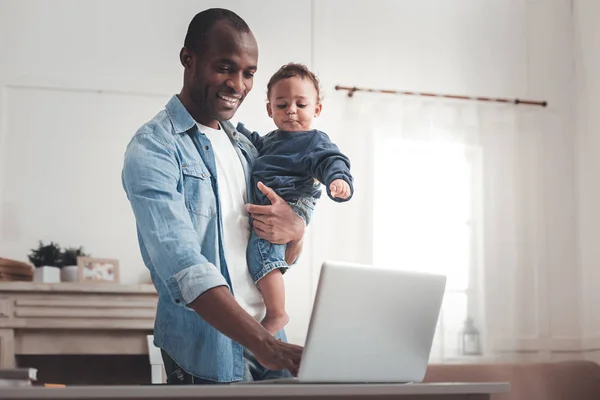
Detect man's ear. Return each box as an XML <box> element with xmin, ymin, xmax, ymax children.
<box><xmin>314</xmin><ymin>103</ymin><xmax>323</xmax><ymax>117</ymax></box>
<box><xmin>267</xmin><ymin>103</ymin><xmax>273</xmax><ymax>118</ymax></box>
<box><xmin>180</xmin><ymin>47</ymin><xmax>193</xmax><ymax>69</ymax></box>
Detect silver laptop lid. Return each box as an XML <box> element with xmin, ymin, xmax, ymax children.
<box><xmin>298</xmin><ymin>261</ymin><xmax>446</xmax><ymax>383</ymax></box>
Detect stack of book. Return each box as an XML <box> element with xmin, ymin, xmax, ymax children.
<box><xmin>0</xmin><ymin>258</ymin><xmax>33</xmax><ymax>282</ymax></box>
<box><xmin>0</xmin><ymin>368</ymin><xmax>37</xmax><ymax>387</ymax></box>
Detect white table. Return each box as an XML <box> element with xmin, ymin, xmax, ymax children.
<box><xmin>0</xmin><ymin>382</ymin><xmax>509</xmax><ymax>400</ymax></box>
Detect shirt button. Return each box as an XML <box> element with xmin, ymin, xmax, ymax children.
<box><xmin>175</xmin><ymin>299</ymin><xmax>180</xmax><ymax>304</ymax></box>
<box><xmin>201</xmin><ymin>173</ymin><xmax>206</xmax><ymax>178</ymax></box>
<box><xmin>205</xmin><ymin>145</ymin><xmax>209</xmax><ymax>150</ymax></box>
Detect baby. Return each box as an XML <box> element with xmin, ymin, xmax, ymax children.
<box><xmin>237</xmin><ymin>63</ymin><xmax>353</xmax><ymax>335</ymax></box>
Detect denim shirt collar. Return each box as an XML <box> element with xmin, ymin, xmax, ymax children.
<box><xmin>164</xmin><ymin>95</ymin><xmax>242</xmax><ymax>145</ymax></box>
<box><xmin>165</xmin><ymin>94</ymin><xmax>198</xmax><ymax>135</ymax></box>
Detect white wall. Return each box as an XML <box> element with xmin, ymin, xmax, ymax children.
<box><xmin>574</xmin><ymin>0</ymin><xmax>600</xmax><ymax>360</ymax></box>
<box><xmin>0</xmin><ymin>0</ymin><xmax>584</xmax><ymax>348</ymax></box>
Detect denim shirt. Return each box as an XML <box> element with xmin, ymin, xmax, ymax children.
<box><xmin>121</xmin><ymin>95</ymin><xmax>287</xmax><ymax>382</ymax></box>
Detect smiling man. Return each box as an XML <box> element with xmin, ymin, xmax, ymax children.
<box><xmin>122</xmin><ymin>8</ymin><xmax>307</xmax><ymax>384</ymax></box>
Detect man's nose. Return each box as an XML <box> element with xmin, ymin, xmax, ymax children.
<box><xmin>226</xmin><ymin>73</ymin><xmax>244</xmax><ymax>93</ymax></box>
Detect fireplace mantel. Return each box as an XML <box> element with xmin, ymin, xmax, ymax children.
<box><xmin>0</xmin><ymin>282</ymin><xmax>158</xmax><ymax>384</ymax></box>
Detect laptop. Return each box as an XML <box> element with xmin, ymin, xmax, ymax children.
<box><xmin>248</xmin><ymin>260</ymin><xmax>446</xmax><ymax>384</ymax></box>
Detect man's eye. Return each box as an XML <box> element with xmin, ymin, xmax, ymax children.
<box><xmin>276</xmin><ymin>104</ymin><xmax>287</xmax><ymax>109</ymax></box>
<box><xmin>244</xmin><ymin>71</ymin><xmax>255</xmax><ymax>78</ymax></box>
<box><xmin>217</xmin><ymin>66</ymin><xmax>230</xmax><ymax>73</ymax></box>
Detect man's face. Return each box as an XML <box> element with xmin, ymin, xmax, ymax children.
<box><xmin>182</xmin><ymin>21</ymin><xmax>258</xmax><ymax>127</ymax></box>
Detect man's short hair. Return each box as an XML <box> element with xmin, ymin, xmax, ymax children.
<box><xmin>184</xmin><ymin>8</ymin><xmax>250</xmax><ymax>54</ymax></box>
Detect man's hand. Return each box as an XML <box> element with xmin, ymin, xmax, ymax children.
<box><xmin>189</xmin><ymin>286</ymin><xmax>303</xmax><ymax>376</ymax></box>
<box><xmin>253</xmin><ymin>338</ymin><xmax>303</xmax><ymax>376</ymax></box>
<box><xmin>245</xmin><ymin>182</ymin><xmax>305</xmax><ymax>245</ymax></box>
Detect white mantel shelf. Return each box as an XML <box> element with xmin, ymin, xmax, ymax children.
<box><xmin>0</xmin><ymin>282</ymin><xmax>158</xmax><ymax>369</ymax></box>
<box><xmin>0</xmin><ymin>282</ymin><xmax>157</xmax><ymax>294</ymax></box>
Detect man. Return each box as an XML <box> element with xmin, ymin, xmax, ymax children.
<box><xmin>122</xmin><ymin>8</ymin><xmax>307</xmax><ymax>384</ymax></box>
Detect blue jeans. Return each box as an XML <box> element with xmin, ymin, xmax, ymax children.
<box><xmin>246</xmin><ymin>197</ymin><xmax>315</xmax><ymax>283</ymax></box>
<box><xmin>161</xmin><ymin>348</ymin><xmax>292</xmax><ymax>384</ymax></box>
<box><xmin>247</xmin><ymin>230</ymin><xmax>289</xmax><ymax>283</ymax></box>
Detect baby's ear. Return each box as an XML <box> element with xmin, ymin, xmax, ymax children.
<box><xmin>314</xmin><ymin>103</ymin><xmax>323</xmax><ymax>117</ymax></box>
<box><xmin>266</xmin><ymin>103</ymin><xmax>273</xmax><ymax>118</ymax></box>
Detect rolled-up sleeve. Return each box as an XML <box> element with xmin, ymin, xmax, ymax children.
<box><xmin>122</xmin><ymin>132</ymin><xmax>228</xmax><ymax>305</ymax></box>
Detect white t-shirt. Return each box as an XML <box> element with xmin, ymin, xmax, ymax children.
<box><xmin>198</xmin><ymin>123</ymin><xmax>265</xmax><ymax>321</ymax></box>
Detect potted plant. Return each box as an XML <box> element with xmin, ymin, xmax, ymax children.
<box><xmin>28</xmin><ymin>241</ymin><xmax>62</xmax><ymax>283</ymax></box>
<box><xmin>58</xmin><ymin>246</ymin><xmax>89</xmax><ymax>282</ymax></box>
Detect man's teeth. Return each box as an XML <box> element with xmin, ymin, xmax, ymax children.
<box><xmin>218</xmin><ymin>94</ymin><xmax>240</xmax><ymax>104</ymax></box>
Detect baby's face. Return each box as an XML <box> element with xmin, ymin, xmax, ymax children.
<box><xmin>267</xmin><ymin>76</ymin><xmax>322</xmax><ymax>132</ymax></box>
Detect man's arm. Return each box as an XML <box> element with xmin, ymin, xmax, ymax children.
<box><xmin>122</xmin><ymin>133</ymin><xmax>227</xmax><ymax>303</ymax></box>
<box><xmin>189</xmin><ymin>286</ymin><xmax>302</xmax><ymax>375</ymax></box>
<box><xmin>122</xmin><ymin>133</ymin><xmax>301</xmax><ymax>374</ymax></box>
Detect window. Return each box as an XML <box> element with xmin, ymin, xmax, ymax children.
<box><xmin>373</xmin><ymin>137</ymin><xmax>483</xmax><ymax>360</ymax></box>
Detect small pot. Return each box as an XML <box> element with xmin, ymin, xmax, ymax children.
<box><xmin>33</xmin><ymin>266</ymin><xmax>61</xmax><ymax>283</ymax></box>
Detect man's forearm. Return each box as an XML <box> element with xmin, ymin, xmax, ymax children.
<box><xmin>188</xmin><ymin>285</ymin><xmax>272</xmax><ymax>352</ymax></box>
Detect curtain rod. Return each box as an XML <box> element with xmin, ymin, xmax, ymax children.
<box><xmin>334</xmin><ymin>85</ymin><xmax>548</xmax><ymax>107</ymax></box>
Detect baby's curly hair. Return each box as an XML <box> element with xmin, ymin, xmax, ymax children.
<box><xmin>266</xmin><ymin>63</ymin><xmax>322</xmax><ymax>103</ymax></box>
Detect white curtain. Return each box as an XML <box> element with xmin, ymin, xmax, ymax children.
<box><xmin>311</xmin><ymin>91</ymin><xmax>580</xmax><ymax>362</ymax></box>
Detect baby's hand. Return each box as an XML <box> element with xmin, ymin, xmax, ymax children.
<box><xmin>329</xmin><ymin>179</ymin><xmax>351</xmax><ymax>199</ymax></box>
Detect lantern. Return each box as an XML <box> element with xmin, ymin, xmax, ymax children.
<box><xmin>460</xmin><ymin>317</ymin><xmax>481</xmax><ymax>356</ymax></box>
